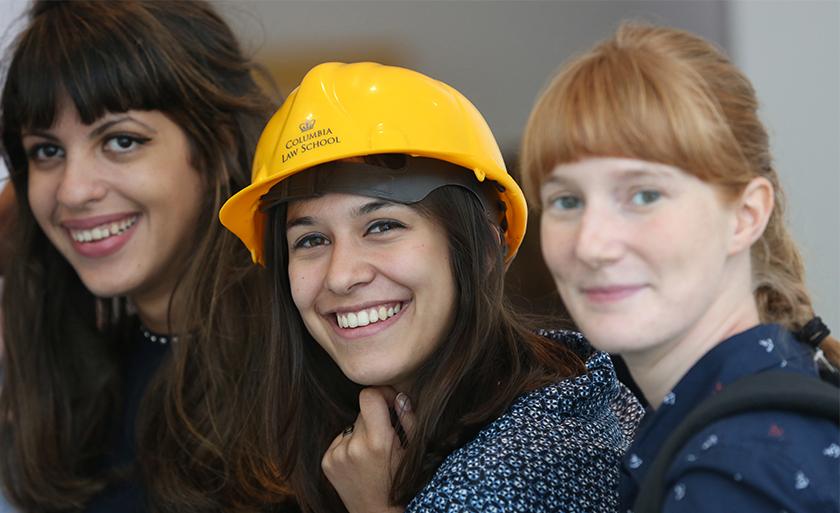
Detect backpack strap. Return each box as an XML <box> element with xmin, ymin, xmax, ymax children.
<box><xmin>633</xmin><ymin>371</ymin><xmax>840</xmax><ymax>513</ymax></box>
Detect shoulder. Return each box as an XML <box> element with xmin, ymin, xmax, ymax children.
<box><xmin>536</xmin><ymin>328</ymin><xmax>589</xmax><ymax>352</ymax></box>
<box><xmin>405</xmin><ymin>382</ymin><xmax>633</xmax><ymax>513</ymax></box>
<box><xmin>663</xmin><ymin>410</ymin><xmax>840</xmax><ymax>512</ymax></box>
<box><xmin>535</xmin><ymin>331</ymin><xmax>645</xmax><ymax>438</ymax></box>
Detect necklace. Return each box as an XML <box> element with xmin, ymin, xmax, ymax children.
<box><xmin>140</xmin><ymin>326</ymin><xmax>178</xmax><ymax>345</ymax></box>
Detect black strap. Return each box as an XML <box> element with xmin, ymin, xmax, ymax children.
<box><xmin>633</xmin><ymin>371</ymin><xmax>840</xmax><ymax>513</ymax></box>
<box><xmin>794</xmin><ymin>316</ymin><xmax>831</xmax><ymax>349</ymax></box>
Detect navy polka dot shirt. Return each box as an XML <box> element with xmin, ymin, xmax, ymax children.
<box><xmin>406</xmin><ymin>330</ymin><xmax>644</xmax><ymax>513</ymax></box>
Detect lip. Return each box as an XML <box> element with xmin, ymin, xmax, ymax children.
<box><xmin>64</xmin><ymin>213</ymin><xmax>141</xmax><ymax>259</ymax></box>
<box><xmin>581</xmin><ymin>284</ymin><xmax>646</xmax><ymax>304</ymax></box>
<box><xmin>60</xmin><ymin>212</ymin><xmax>140</xmax><ymax>230</ymax></box>
<box><xmin>327</xmin><ymin>299</ymin><xmax>407</xmax><ymax>315</ymax></box>
<box><xmin>326</xmin><ymin>299</ymin><xmax>411</xmax><ymax>340</ymax></box>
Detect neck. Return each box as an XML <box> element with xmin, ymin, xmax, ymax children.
<box><xmin>624</xmin><ymin>288</ymin><xmax>760</xmax><ymax>409</ymax></box>
<box><xmin>132</xmin><ymin>286</ymin><xmax>177</xmax><ymax>334</ymax></box>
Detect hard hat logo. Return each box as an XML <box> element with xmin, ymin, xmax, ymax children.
<box><xmin>299</xmin><ymin>118</ymin><xmax>316</xmax><ymax>132</ymax></box>
<box><xmin>281</xmin><ymin>127</ymin><xmax>343</xmax><ymax>164</ymax></box>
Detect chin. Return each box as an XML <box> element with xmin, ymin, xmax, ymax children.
<box><xmin>77</xmin><ymin>276</ymin><xmax>135</xmax><ymax>299</ymax></box>
<box><xmin>574</xmin><ymin>319</ymin><xmax>635</xmax><ymax>353</ymax></box>
<box><xmin>341</xmin><ymin>367</ymin><xmax>389</xmax><ymax>387</ymax></box>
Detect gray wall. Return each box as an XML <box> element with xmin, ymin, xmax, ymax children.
<box><xmin>0</xmin><ymin>0</ymin><xmax>836</xmax><ymax>329</ymax></box>
<box><xmin>729</xmin><ymin>0</ymin><xmax>839</xmax><ymax>331</ymax></box>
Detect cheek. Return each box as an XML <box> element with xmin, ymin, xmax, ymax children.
<box><xmin>646</xmin><ymin>207</ymin><xmax>730</xmax><ymax>280</ymax></box>
<box><xmin>539</xmin><ymin>216</ymin><xmax>573</xmax><ymax>277</ymax></box>
<box><xmin>27</xmin><ymin>174</ymin><xmax>56</xmax><ymax>228</ymax></box>
<box><xmin>155</xmin><ymin>167</ymin><xmax>204</xmax><ymax>218</ymax></box>
<box><xmin>288</xmin><ymin>263</ymin><xmax>318</xmax><ymax>312</ymax></box>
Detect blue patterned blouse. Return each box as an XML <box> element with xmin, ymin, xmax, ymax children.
<box><xmin>406</xmin><ymin>330</ymin><xmax>644</xmax><ymax>513</ymax></box>
<box><xmin>619</xmin><ymin>324</ymin><xmax>840</xmax><ymax>513</ymax></box>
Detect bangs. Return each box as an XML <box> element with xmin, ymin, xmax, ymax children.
<box><xmin>521</xmin><ymin>35</ymin><xmax>738</xmax><ymax>204</ymax></box>
<box><xmin>3</xmin><ymin>3</ymin><xmax>185</xmax><ymax>132</ymax></box>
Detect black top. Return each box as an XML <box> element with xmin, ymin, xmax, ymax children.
<box><xmin>84</xmin><ymin>323</ymin><xmax>170</xmax><ymax>513</ymax></box>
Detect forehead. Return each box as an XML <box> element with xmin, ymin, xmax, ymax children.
<box><xmin>286</xmin><ymin>193</ymin><xmax>404</xmax><ymax>220</ymax></box>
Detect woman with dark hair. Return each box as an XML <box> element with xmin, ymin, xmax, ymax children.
<box><xmin>0</xmin><ymin>2</ymin><xmax>289</xmax><ymax>511</ymax></box>
<box><xmin>521</xmin><ymin>23</ymin><xmax>840</xmax><ymax>512</ymax></box>
<box><xmin>220</xmin><ymin>61</ymin><xmax>643</xmax><ymax>513</ymax></box>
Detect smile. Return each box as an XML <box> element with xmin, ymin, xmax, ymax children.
<box><xmin>336</xmin><ymin>302</ymin><xmax>404</xmax><ymax>329</ymax></box>
<box><xmin>69</xmin><ymin>215</ymin><xmax>139</xmax><ymax>243</ymax></box>
<box><xmin>581</xmin><ymin>284</ymin><xmax>646</xmax><ymax>304</ymax></box>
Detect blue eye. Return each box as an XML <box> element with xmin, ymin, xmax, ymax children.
<box><xmin>548</xmin><ymin>195</ymin><xmax>582</xmax><ymax>211</ymax></box>
<box><xmin>293</xmin><ymin>233</ymin><xmax>330</xmax><ymax>249</ymax></box>
<box><xmin>366</xmin><ymin>220</ymin><xmax>405</xmax><ymax>235</ymax></box>
<box><xmin>631</xmin><ymin>190</ymin><xmax>661</xmax><ymax>206</ymax></box>
<box><xmin>27</xmin><ymin>143</ymin><xmax>64</xmax><ymax>162</ymax></box>
<box><xmin>103</xmin><ymin>134</ymin><xmax>149</xmax><ymax>153</ymax></box>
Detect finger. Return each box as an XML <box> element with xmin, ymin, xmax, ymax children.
<box><xmin>326</xmin><ymin>422</ymin><xmax>352</xmax><ymax>452</ymax></box>
<box><xmin>323</xmin><ymin>416</ymin><xmax>359</xmax><ymax>477</ymax></box>
<box><xmin>355</xmin><ymin>387</ymin><xmax>399</xmax><ymax>446</ymax></box>
<box><xmin>394</xmin><ymin>392</ymin><xmax>416</xmax><ymax>439</ymax></box>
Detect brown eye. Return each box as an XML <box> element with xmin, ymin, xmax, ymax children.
<box><xmin>103</xmin><ymin>134</ymin><xmax>149</xmax><ymax>153</ymax></box>
<box><xmin>28</xmin><ymin>143</ymin><xmax>64</xmax><ymax>161</ymax></box>
<box><xmin>366</xmin><ymin>220</ymin><xmax>405</xmax><ymax>235</ymax></box>
<box><xmin>294</xmin><ymin>233</ymin><xmax>330</xmax><ymax>249</ymax></box>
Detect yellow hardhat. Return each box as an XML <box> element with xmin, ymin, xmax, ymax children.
<box><xmin>220</xmin><ymin>62</ymin><xmax>527</xmax><ymax>265</ymax></box>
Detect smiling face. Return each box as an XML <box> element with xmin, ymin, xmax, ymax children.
<box><xmin>24</xmin><ymin>102</ymin><xmax>205</xmax><ymax>329</ymax></box>
<box><xmin>286</xmin><ymin>193</ymin><xmax>457</xmax><ymax>390</ymax></box>
<box><xmin>539</xmin><ymin>157</ymin><xmax>743</xmax><ymax>359</ymax></box>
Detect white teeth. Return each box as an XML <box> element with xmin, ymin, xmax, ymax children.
<box><xmin>336</xmin><ymin>303</ymin><xmax>404</xmax><ymax>330</ymax></box>
<box><xmin>357</xmin><ymin>310</ymin><xmax>370</xmax><ymax>326</ymax></box>
<box><xmin>69</xmin><ymin>215</ymin><xmax>138</xmax><ymax>244</ymax></box>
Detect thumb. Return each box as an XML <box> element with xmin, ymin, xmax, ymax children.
<box><xmin>394</xmin><ymin>392</ymin><xmax>416</xmax><ymax>440</ymax></box>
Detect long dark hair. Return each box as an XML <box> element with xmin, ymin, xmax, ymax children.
<box><xmin>0</xmin><ymin>1</ymin><xmax>278</xmax><ymax>511</ymax></box>
<box><xmin>244</xmin><ymin>167</ymin><xmax>587</xmax><ymax>512</ymax></box>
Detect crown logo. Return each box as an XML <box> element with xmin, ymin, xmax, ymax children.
<box><xmin>299</xmin><ymin>118</ymin><xmax>316</xmax><ymax>132</ymax></box>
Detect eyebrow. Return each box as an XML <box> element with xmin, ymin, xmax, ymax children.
<box><xmin>21</xmin><ymin>115</ymin><xmax>157</xmax><ymax>140</ymax></box>
<box><xmin>286</xmin><ymin>200</ymin><xmax>397</xmax><ymax>231</ymax></box>
<box><xmin>545</xmin><ymin>166</ymin><xmax>674</xmax><ymax>185</ymax></box>
<box><xmin>89</xmin><ymin>115</ymin><xmax>157</xmax><ymax>138</ymax></box>
<box><xmin>286</xmin><ymin>216</ymin><xmax>315</xmax><ymax>230</ymax></box>
<box><xmin>616</xmin><ymin>168</ymin><xmax>674</xmax><ymax>181</ymax></box>
<box><xmin>353</xmin><ymin>200</ymin><xmax>393</xmax><ymax>217</ymax></box>
<box><xmin>20</xmin><ymin>129</ymin><xmax>59</xmax><ymax>141</ymax></box>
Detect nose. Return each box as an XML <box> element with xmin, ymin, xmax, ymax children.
<box><xmin>573</xmin><ymin>202</ymin><xmax>625</xmax><ymax>268</ymax></box>
<box><xmin>324</xmin><ymin>238</ymin><xmax>376</xmax><ymax>295</ymax></box>
<box><xmin>55</xmin><ymin>154</ymin><xmax>107</xmax><ymax>209</ymax></box>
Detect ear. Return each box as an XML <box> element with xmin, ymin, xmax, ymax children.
<box><xmin>728</xmin><ymin>176</ymin><xmax>774</xmax><ymax>255</ymax></box>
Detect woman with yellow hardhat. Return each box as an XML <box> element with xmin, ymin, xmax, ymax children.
<box><xmin>221</xmin><ymin>62</ymin><xmax>642</xmax><ymax>513</ymax></box>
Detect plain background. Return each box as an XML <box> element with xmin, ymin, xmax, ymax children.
<box><xmin>0</xmin><ymin>0</ymin><xmax>837</xmax><ymax>330</ymax></box>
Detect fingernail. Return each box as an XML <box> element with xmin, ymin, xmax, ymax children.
<box><xmin>396</xmin><ymin>392</ymin><xmax>411</xmax><ymax>413</ymax></box>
